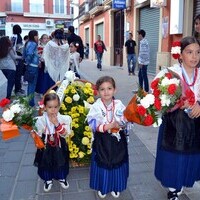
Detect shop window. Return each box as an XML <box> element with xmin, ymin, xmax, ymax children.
<box><xmin>11</xmin><ymin>0</ymin><xmax>23</xmax><ymax>12</ymax></box>
<box><xmin>30</xmin><ymin>0</ymin><xmax>44</xmax><ymax>13</ymax></box>
<box><xmin>53</xmin><ymin>0</ymin><xmax>66</xmax><ymax>14</ymax></box>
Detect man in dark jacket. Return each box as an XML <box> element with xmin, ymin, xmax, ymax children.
<box><xmin>67</xmin><ymin>26</ymin><xmax>84</xmax><ymax>62</ymax></box>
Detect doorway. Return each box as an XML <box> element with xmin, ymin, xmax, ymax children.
<box><xmin>114</xmin><ymin>10</ymin><xmax>124</xmax><ymax>66</ymax></box>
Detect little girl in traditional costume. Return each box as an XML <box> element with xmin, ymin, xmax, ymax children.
<box><xmin>87</xmin><ymin>76</ymin><xmax>129</xmax><ymax>198</ymax></box>
<box><xmin>32</xmin><ymin>92</ymin><xmax>72</xmax><ymax>192</ymax></box>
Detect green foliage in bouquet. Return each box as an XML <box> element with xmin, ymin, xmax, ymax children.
<box><xmin>59</xmin><ymin>81</ymin><xmax>95</xmax><ymax>165</ymax></box>
<box><xmin>1</xmin><ymin>95</ymin><xmax>37</xmax><ymax>129</ymax></box>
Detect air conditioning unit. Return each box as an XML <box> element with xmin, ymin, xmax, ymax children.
<box><xmin>45</xmin><ymin>19</ymin><xmax>54</xmax><ymax>27</ymax></box>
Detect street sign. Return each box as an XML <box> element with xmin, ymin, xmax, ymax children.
<box><xmin>112</xmin><ymin>0</ymin><xmax>126</xmax><ymax>9</ymax></box>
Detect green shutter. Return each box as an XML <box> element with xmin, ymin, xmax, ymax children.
<box><xmin>140</xmin><ymin>7</ymin><xmax>160</xmax><ymax>74</ymax></box>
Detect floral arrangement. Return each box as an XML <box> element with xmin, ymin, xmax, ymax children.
<box><xmin>59</xmin><ymin>81</ymin><xmax>95</xmax><ymax>165</ymax></box>
<box><xmin>124</xmin><ymin>71</ymin><xmax>182</xmax><ymax>127</ymax></box>
<box><xmin>171</xmin><ymin>41</ymin><xmax>181</xmax><ymax>59</ymax></box>
<box><xmin>0</xmin><ymin>95</ymin><xmax>37</xmax><ymax>129</ymax></box>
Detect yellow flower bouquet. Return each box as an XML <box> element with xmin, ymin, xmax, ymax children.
<box><xmin>59</xmin><ymin>81</ymin><xmax>95</xmax><ymax>165</ymax></box>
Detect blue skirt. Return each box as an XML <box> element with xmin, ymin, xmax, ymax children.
<box><xmin>35</xmin><ymin>70</ymin><xmax>55</xmax><ymax>95</ymax></box>
<box><xmin>155</xmin><ymin>123</ymin><xmax>200</xmax><ymax>190</ymax></box>
<box><xmin>90</xmin><ymin>151</ymin><xmax>129</xmax><ymax>195</ymax></box>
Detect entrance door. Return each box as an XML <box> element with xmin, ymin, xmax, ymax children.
<box><xmin>114</xmin><ymin>10</ymin><xmax>124</xmax><ymax>66</ymax></box>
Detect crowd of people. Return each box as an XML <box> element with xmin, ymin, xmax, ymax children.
<box><xmin>0</xmin><ymin>25</ymin><xmax>84</xmax><ymax>107</ymax></box>
<box><xmin>1</xmin><ymin>14</ymin><xmax>200</xmax><ymax>200</ymax></box>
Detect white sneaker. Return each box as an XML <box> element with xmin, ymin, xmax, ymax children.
<box><xmin>111</xmin><ymin>191</ymin><xmax>120</xmax><ymax>198</ymax></box>
<box><xmin>97</xmin><ymin>191</ymin><xmax>106</xmax><ymax>198</ymax></box>
<box><xmin>44</xmin><ymin>180</ymin><xmax>53</xmax><ymax>192</ymax></box>
<box><xmin>59</xmin><ymin>179</ymin><xmax>69</xmax><ymax>189</ymax></box>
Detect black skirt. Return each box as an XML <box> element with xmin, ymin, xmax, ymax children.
<box><xmin>162</xmin><ymin>109</ymin><xmax>200</xmax><ymax>154</ymax></box>
<box><xmin>92</xmin><ymin>130</ymin><xmax>128</xmax><ymax>169</ymax></box>
<box><xmin>34</xmin><ymin>135</ymin><xmax>69</xmax><ymax>171</ymax></box>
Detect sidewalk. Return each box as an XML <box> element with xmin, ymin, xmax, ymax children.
<box><xmin>0</xmin><ymin>60</ymin><xmax>199</xmax><ymax>200</ymax></box>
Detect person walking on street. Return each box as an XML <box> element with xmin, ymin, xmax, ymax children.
<box><xmin>11</xmin><ymin>24</ymin><xmax>25</xmax><ymax>96</ymax></box>
<box><xmin>125</xmin><ymin>33</ymin><xmax>136</xmax><ymax>75</ymax></box>
<box><xmin>32</xmin><ymin>92</ymin><xmax>72</xmax><ymax>192</ymax></box>
<box><xmin>67</xmin><ymin>26</ymin><xmax>84</xmax><ymax>62</ymax></box>
<box><xmin>154</xmin><ymin>36</ymin><xmax>200</xmax><ymax>200</ymax></box>
<box><xmin>0</xmin><ymin>37</ymin><xmax>21</xmax><ymax>99</ymax></box>
<box><xmin>23</xmin><ymin>30</ymin><xmax>40</xmax><ymax>107</ymax></box>
<box><xmin>137</xmin><ymin>29</ymin><xmax>150</xmax><ymax>92</ymax></box>
<box><xmin>94</xmin><ymin>35</ymin><xmax>107</xmax><ymax>71</ymax></box>
<box><xmin>87</xmin><ymin>76</ymin><xmax>129</xmax><ymax>199</ymax></box>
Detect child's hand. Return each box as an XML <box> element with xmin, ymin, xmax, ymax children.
<box><xmin>49</xmin><ymin>114</ymin><xmax>59</xmax><ymax>127</ymax></box>
<box><xmin>189</xmin><ymin>102</ymin><xmax>200</xmax><ymax>118</ymax></box>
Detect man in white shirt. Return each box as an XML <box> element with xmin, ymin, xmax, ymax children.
<box><xmin>137</xmin><ymin>29</ymin><xmax>150</xmax><ymax>92</ymax></box>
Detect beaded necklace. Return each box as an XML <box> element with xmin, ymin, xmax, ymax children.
<box><xmin>102</xmin><ymin>99</ymin><xmax>115</xmax><ymax>123</ymax></box>
<box><xmin>182</xmin><ymin>67</ymin><xmax>198</xmax><ymax>87</ymax></box>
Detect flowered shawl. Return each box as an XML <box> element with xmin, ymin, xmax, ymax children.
<box><xmin>43</xmin><ymin>40</ymin><xmax>70</xmax><ymax>82</ymax></box>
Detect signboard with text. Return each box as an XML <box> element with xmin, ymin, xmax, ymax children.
<box><xmin>112</xmin><ymin>0</ymin><xmax>126</xmax><ymax>9</ymax></box>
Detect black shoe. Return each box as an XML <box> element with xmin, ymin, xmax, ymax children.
<box><xmin>59</xmin><ymin>179</ymin><xmax>69</xmax><ymax>189</ymax></box>
<box><xmin>97</xmin><ymin>64</ymin><xmax>100</xmax><ymax>69</ymax></box>
<box><xmin>167</xmin><ymin>189</ymin><xmax>181</xmax><ymax>200</ymax></box>
<box><xmin>44</xmin><ymin>180</ymin><xmax>53</xmax><ymax>192</ymax></box>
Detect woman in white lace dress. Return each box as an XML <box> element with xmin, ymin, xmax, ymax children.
<box><xmin>42</xmin><ymin>29</ymin><xmax>70</xmax><ymax>93</ymax></box>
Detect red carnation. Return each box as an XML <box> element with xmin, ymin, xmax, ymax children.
<box><xmin>165</xmin><ymin>72</ymin><xmax>172</xmax><ymax>79</ymax></box>
<box><xmin>154</xmin><ymin>98</ymin><xmax>162</xmax><ymax>111</ymax></box>
<box><xmin>172</xmin><ymin>54</ymin><xmax>180</xmax><ymax>59</ymax></box>
<box><xmin>137</xmin><ymin>105</ymin><xmax>146</xmax><ymax>116</ymax></box>
<box><xmin>153</xmin><ymin>89</ymin><xmax>161</xmax><ymax>97</ymax></box>
<box><xmin>172</xmin><ymin>41</ymin><xmax>181</xmax><ymax>47</ymax></box>
<box><xmin>144</xmin><ymin>114</ymin><xmax>154</xmax><ymax>126</ymax></box>
<box><xmin>0</xmin><ymin>98</ymin><xmax>10</xmax><ymax>108</ymax></box>
<box><xmin>151</xmin><ymin>78</ymin><xmax>160</xmax><ymax>90</ymax></box>
<box><xmin>168</xmin><ymin>84</ymin><xmax>177</xmax><ymax>95</ymax></box>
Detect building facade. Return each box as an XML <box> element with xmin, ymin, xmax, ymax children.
<box><xmin>78</xmin><ymin>0</ymin><xmax>200</xmax><ymax>74</ymax></box>
<box><xmin>0</xmin><ymin>0</ymin><xmax>72</xmax><ymax>38</ymax></box>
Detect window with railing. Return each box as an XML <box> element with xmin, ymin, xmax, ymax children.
<box><xmin>11</xmin><ymin>0</ymin><xmax>23</xmax><ymax>12</ymax></box>
<box><xmin>30</xmin><ymin>0</ymin><xmax>44</xmax><ymax>13</ymax></box>
<box><xmin>53</xmin><ymin>0</ymin><xmax>66</xmax><ymax>14</ymax></box>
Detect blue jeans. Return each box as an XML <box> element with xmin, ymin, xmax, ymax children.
<box><xmin>127</xmin><ymin>54</ymin><xmax>136</xmax><ymax>73</ymax></box>
<box><xmin>15</xmin><ymin>59</ymin><xmax>23</xmax><ymax>92</ymax></box>
<box><xmin>96</xmin><ymin>52</ymin><xmax>103</xmax><ymax>66</ymax></box>
<box><xmin>138</xmin><ymin>65</ymin><xmax>149</xmax><ymax>92</ymax></box>
<box><xmin>1</xmin><ymin>69</ymin><xmax>16</xmax><ymax>99</ymax></box>
<box><xmin>27</xmin><ymin>66</ymin><xmax>38</xmax><ymax>106</ymax></box>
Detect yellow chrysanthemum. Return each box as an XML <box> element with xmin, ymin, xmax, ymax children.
<box><xmin>78</xmin><ymin>151</ymin><xmax>85</xmax><ymax>158</ymax></box>
<box><xmin>65</xmin><ymin>96</ymin><xmax>72</xmax><ymax>103</ymax></box>
<box><xmin>85</xmin><ymin>82</ymin><xmax>92</xmax><ymax>88</ymax></box>
<box><xmin>74</xmin><ymin>124</ymin><xmax>79</xmax><ymax>128</ymax></box>
<box><xmin>78</xmin><ymin>107</ymin><xmax>84</xmax><ymax>114</ymax></box>
<box><xmin>71</xmin><ymin>88</ymin><xmax>76</xmax><ymax>94</ymax></box>
<box><xmin>87</xmin><ymin>149</ymin><xmax>92</xmax><ymax>154</ymax></box>
<box><xmin>71</xmin><ymin>107</ymin><xmax>77</xmax><ymax>113</ymax></box>
<box><xmin>85</xmin><ymin>126</ymin><xmax>90</xmax><ymax>131</ymax></box>
<box><xmin>82</xmin><ymin>137</ymin><xmax>90</xmax><ymax>145</ymax></box>
<box><xmin>87</xmin><ymin>96</ymin><xmax>95</xmax><ymax>103</ymax></box>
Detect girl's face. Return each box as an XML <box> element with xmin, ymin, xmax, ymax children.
<box><xmin>41</xmin><ymin>35</ymin><xmax>48</xmax><ymax>45</ymax></box>
<box><xmin>45</xmin><ymin>99</ymin><xmax>60</xmax><ymax>116</ymax></box>
<box><xmin>98</xmin><ymin>81</ymin><xmax>116</xmax><ymax>104</ymax></box>
<box><xmin>195</xmin><ymin>19</ymin><xmax>200</xmax><ymax>33</ymax></box>
<box><xmin>180</xmin><ymin>43</ymin><xmax>200</xmax><ymax>69</ymax></box>
<box><xmin>70</xmin><ymin>44</ymin><xmax>77</xmax><ymax>53</ymax></box>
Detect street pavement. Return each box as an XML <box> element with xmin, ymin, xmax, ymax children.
<box><xmin>0</xmin><ymin>60</ymin><xmax>200</xmax><ymax>200</ymax></box>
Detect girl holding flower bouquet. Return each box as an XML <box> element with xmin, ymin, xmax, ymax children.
<box><xmin>32</xmin><ymin>92</ymin><xmax>72</xmax><ymax>192</ymax></box>
<box><xmin>154</xmin><ymin>36</ymin><xmax>200</xmax><ymax>200</ymax></box>
<box><xmin>87</xmin><ymin>76</ymin><xmax>129</xmax><ymax>199</ymax></box>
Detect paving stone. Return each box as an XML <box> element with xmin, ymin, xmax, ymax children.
<box><xmin>22</xmin><ymin>153</ymin><xmax>35</xmax><ymax>166</ymax></box>
<box><xmin>18</xmin><ymin>166</ymin><xmax>38</xmax><ymax>181</ymax></box>
<box><xmin>0</xmin><ymin>177</ymin><xmax>15</xmax><ymax>200</ymax></box>
<box><xmin>38</xmin><ymin>193</ymin><xmax>61</xmax><ymax>200</ymax></box>
<box><xmin>1</xmin><ymin>162</ymin><xmax>19</xmax><ymax>177</ymax></box>
<box><xmin>67</xmin><ymin>167</ymin><xmax>90</xmax><ymax>180</ymax></box>
<box><xmin>62</xmin><ymin>179</ymin><xmax>79</xmax><ymax>193</ymax></box>
<box><xmin>9</xmin><ymin>141</ymin><xmax>26</xmax><ymax>151</ymax></box>
<box><xmin>13</xmin><ymin>180</ymin><xmax>37</xmax><ymax>200</ymax></box>
<box><xmin>77</xmin><ymin>179</ymin><xmax>91</xmax><ymax>191</ymax></box>
<box><xmin>63</xmin><ymin>190</ymin><xmax>96</xmax><ymax>200</ymax></box>
<box><xmin>4</xmin><ymin>150</ymin><xmax>23</xmax><ymax>163</ymax></box>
